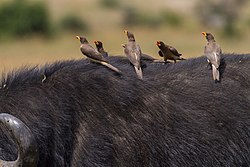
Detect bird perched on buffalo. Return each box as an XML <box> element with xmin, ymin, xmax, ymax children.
<box><xmin>202</xmin><ymin>32</ymin><xmax>222</xmax><ymax>82</ymax></box>
<box><xmin>76</xmin><ymin>36</ymin><xmax>121</xmax><ymax>73</ymax></box>
<box><xmin>156</xmin><ymin>41</ymin><xmax>185</xmax><ymax>63</ymax></box>
<box><xmin>123</xmin><ymin>30</ymin><xmax>143</xmax><ymax>80</ymax></box>
<box><xmin>94</xmin><ymin>40</ymin><xmax>108</xmax><ymax>58</ymax></box>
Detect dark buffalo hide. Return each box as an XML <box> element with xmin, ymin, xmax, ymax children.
<box><xmin>0</xmin><ymin>54</ymin><xmax>250</xmax><ymax>166</ymax></box>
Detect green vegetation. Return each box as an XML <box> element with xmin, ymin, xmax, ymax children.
<box><xmin>60</xmin><ymin>14</ymin><xmax>89</xmax><ymax>32</ymax></box>
<box><xmin>160</xmin><ymin>10</ymin><xmax>183</xmax><ymax>27</ymax></box>
<box><xmin>195</xmin><ymin>0</ymin><xmax>247</xmax><ymax>37</ymax></box>
<box><xmin>100</xmin><ymin>0</ymin><xmax>120</xmax><ymax>8</ymax></box>
<box><xmin>122</xmin><ymin>7</ymin><xmax>182</xmax><ymax>27</ymax></box>
<box><xmin>0</xmin><ymin>0</ymin><xmax>51</xmax><ymax>38</ymax></box>
<box><xmin>123</xmin><ymin>7</ymin><xmax>161</xmax><ymax>27</ymax></box>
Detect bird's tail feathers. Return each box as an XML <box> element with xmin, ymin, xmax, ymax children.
<box><xmin>134</xmin><ymin>66</ymin><xmax>143</xmax><ymax>80</ymax></box>
<box><xmin>101</xmin><ymin>62</ymin><xmax>122</xmax><ymax>74</ymax></box>
<box><xmin>212</xmin><ymin>64</ymin><xmax>220</xmax><ymax>81</ymax></box>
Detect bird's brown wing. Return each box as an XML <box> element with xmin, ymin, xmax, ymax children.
<box><xmin>124</xmin><ymin>42</ymin><xmax>141</xmax><ymax>68</ymax></box>
<box><xmin>207</xmin><ymin>43</ymin><xmax>221</xmax><ymax>81</ymax></box>
<box><xmin>158</xmin><ymin>50</ymin><xmax>164</xmax><ymax>57</ymax></box>
<box><xmin>80</xmin><ymin>44</ymin><xmax>107</xmax><ymax>62</ymax></box>
<box><xmin>216</xmin><ymin>43</ymin><xmax>222</xmax><ymax>55</ymax></box>
<box><xmin>166</xmin><ymin>45</ymin><xmax>182</xmax><ymax>57</ymax></box>
<box><xmin>98</xmin><ymin>48</ymin><xmax>109</xmax><ymax>58</ymax></box>
<box><xmin>204</xmin><ymin>42</ymin><xmax>221</xmax><ymax>68</ymax></box>
<box><xmin>214</xmin><ymin>43</ymin><xmax>221</xmax><ymax>66</ymax></box>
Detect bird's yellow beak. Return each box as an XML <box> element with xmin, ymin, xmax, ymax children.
<box><xmin>202</xmin><ymin>32</ymin><xmax>207</xmax><ymax>37</ymax></box>
<box><xmin>76</xmin><ymin>36</ymin><xmax>80</xmax><ymax>40</ymax></box>
<box><xmin>156</xmin><ymin>41</ymin><xmax>161</xmax><ymax>46</ymax></box>
<box><xmin>124</xmin><ymin>30</ymin><xmax>128</xmax><ymax>35</ymax></box>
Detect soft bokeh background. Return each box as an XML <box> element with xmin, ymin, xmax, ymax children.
<box><xmin>0</xmin><ymin>0</ymin><xmax>250</xmax><ymax>72</ymax></box>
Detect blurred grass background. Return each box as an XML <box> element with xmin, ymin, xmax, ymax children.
<box><xmin>1</xmin><ymin>0</ymin><xmax>250</xmax><ymax>72</ymax></box>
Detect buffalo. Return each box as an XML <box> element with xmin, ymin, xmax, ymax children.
<box><xmin>0</xmin><ymin>53</ymin><xmax>250</xmax><ymax>166</ymax></box>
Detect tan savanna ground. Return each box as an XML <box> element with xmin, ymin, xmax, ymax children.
<box><xmin>1</xmin><ymin>0</ymin><xmax>250</xmax><ymax>73</ymax></box>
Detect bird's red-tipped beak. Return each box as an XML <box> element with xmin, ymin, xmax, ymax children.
<box><xmin>202</xmin><ymin>32</ymin><xmax>207</xmax><ymax>37</ymax></box>
<box><xmin>76</xmin><ymin>36</ymin><xmax>80</xmax><ymax>40</ymax></box>
<box><xmin>156</xmin><ymin>41</ymin><xmax>161</xmax><ymax>46</ymax></box>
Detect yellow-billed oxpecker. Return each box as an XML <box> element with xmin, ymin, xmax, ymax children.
<box><xmin>94</xmin><ymin>40</ymin><xmax>108</xmax><ymax>58</ymax></box>
<box><xmin>123</xmin><ymin>30</ymin><xmax>143</xmax><ymax>80</ymax></box>
<box><xmin>202</xmin><ymin>32</ymin><xmax>222</xmax><ymax>82</ymax></box>
<box><xmin>156</xmin><ymin>41</ymin><xmax>185</xmax><ymax>63</ymax></box>
<box><xmin>76</xmin><ymin>36</ymin><xmax>121</xmax><ymax>74</ymax></box>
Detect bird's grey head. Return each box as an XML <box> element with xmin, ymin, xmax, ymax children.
<box><xmin>76</xmin><ymin>36</ymin><xmax>89</xmax><ymax>44</ymax></box>
<box><xmin>124</xmin><ymin>30</ymin><xmax>136</xmax><ymax>41</ymax></box>
<box><xmin>202</xmin><ymin>32</ymin><xmax>215</xmax><ymax>42</ymax></box>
